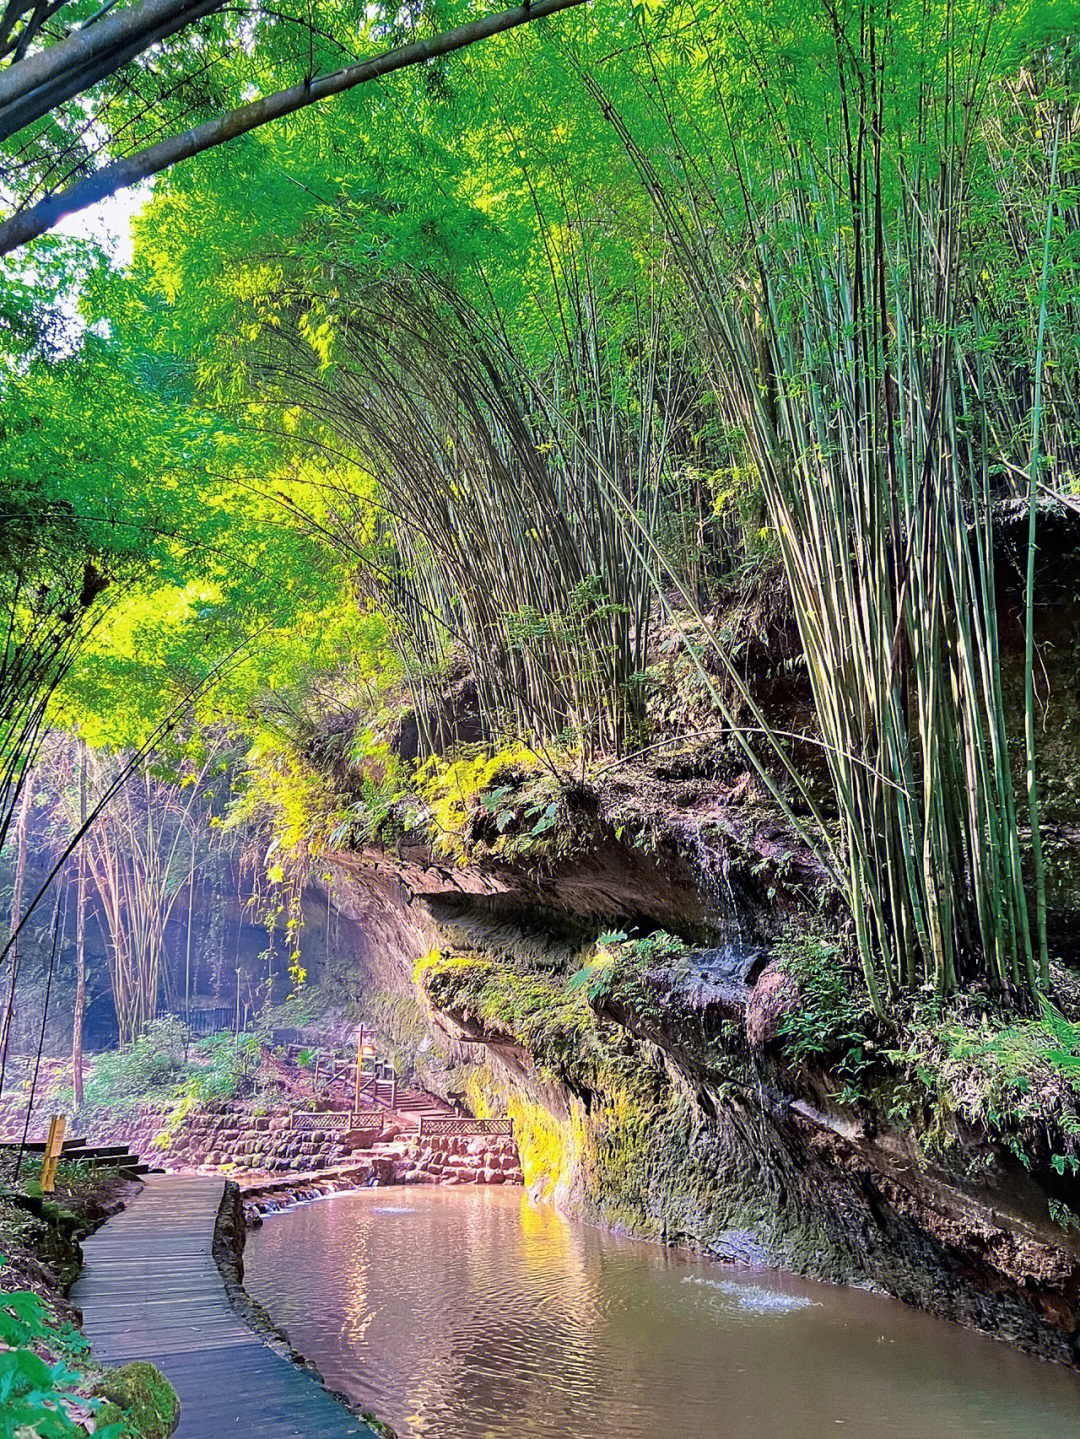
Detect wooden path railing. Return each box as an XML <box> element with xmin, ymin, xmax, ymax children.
<box><xmin>280</xmin><ymin>1042</ymin><xmax>398</xmax><ymax>1112</ymax></box>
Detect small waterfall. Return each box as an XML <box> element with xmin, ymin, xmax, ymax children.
<box><xmin>680</xmin><ymin>819</ymin><xmax>752</xmax><ymax>947</ymax></box>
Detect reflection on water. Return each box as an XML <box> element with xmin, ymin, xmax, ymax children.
<box><xmin>244</xmin><ymin>1187</ymin><xmax>1080</xmax><ymax>1439</ymax></box>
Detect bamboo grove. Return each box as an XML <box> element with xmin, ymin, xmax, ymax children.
<box><xmin>180</xmin><ymin>0</ymin><xmax>1071</xmax><ymax>1004</ymax></box>
<box><xmin>589</xmin><ymin>2</ymin><xmax>1076</xmax><ymax>1000</ymax></box>
<box><xmin>3</xmin><ymin>0</ymin><xmax>1077</xmax><ymax>1020</ymax></box>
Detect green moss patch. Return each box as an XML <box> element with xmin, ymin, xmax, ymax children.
<box><xmin>94</xmin><ymin>1360</ymin><xmax>180</xmax><ymax>1438</ymax></box>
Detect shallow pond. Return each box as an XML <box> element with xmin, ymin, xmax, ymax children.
<box><xmin>244</xmin><ymin>1186</ymin><xmax>1080</xmax><ymax>1439</ymax></box>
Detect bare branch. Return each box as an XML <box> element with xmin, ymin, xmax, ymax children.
<box><xmin>0</xmin><ymin>0</ymin><xmax>225</xmax><ymax>138</ymax></box>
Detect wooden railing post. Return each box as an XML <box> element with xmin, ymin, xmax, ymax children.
<box><xmin>354</xmin><ymin>1025</ymin><xmax>364</xmax><ymax>1119</ymax></box>
<box><xmin>41</xmin><ymin>1113</ymin><xmax>66</xmax><ymax>1193</ymax></box>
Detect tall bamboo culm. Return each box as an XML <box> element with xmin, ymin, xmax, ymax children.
<box><xmin>249</xmin><ymin>274</ymin><xmax>683</xmax><ymax>761</ymax></box>
<box><xmin>592</xmin><ymin>0</ymin><xmax>1068</xmax><ymax>1001</ymax></box>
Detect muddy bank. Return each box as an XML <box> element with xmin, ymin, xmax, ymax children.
<box><xmin>0</xmin><ymin>1166</ymin><xmax>179</xmax><ymax>1436</ymax></box>
<box><xmin>0</xmin><ymin>1165</ymin><xmax>137</xmax><ymax>1317</ymax></box>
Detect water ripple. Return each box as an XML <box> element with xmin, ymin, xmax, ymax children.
<box><xmin>681</xmin><ymin>1274</ymin><xmax>819</xmax><ymax>1313</ymax></box>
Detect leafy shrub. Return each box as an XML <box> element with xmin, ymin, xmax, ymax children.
<box><xmin>76</xmin><ymin>1017</ymin><xmax>191</xmax><ymax>1114</ymax></box>
<box><xmin>772</xmin><ymin>929</ymin><xmax>1080</xmax><ymax>1172</ymax></box>
<box><xmin>891</xmin><ymin>996</ymin><xmax>1080</xmax><ymax>1173</ymax></box>
<box><xmin>0</xmin><ymin>1347</ymin><xmax>107</xmax><ymax>1439</ymax></box>
<box><xmin>413</xmin><ymin>744</ymin><xmax>559</xmax><ymax>862</ymax></box>
<box><xmin>184</xmin><ymin>1031</ymin><xmax>261</xmax><ymax>1103</ymax></box>
<box><xmin>70</xmin><ymin>1021</ymin><xmax>261</xmax><ymax>1118</ymax></box>
<box><xmin>774</xmin><ymin>929</ymin><xmax>876</xmax><ymax>1095</ymax></box>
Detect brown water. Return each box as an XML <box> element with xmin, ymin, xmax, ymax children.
<box><xmin>243</xmin><ymin>1187</ymin><xmax>1080</xmax><ymax>1439</ymax></box>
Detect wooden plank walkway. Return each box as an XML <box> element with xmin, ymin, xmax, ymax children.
<box><xmin>71</xmin><ymin>1173</ymin><xmax>375</xmax><ymax>1438</ymax></box>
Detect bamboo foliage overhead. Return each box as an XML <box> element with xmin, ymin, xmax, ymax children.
<box><xmin>247</xmin><ymin>271</ymin><xmax>691</xmax><ymax>760</ymax></box>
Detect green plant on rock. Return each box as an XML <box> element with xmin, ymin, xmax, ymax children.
<box><xmin>568</xmin><ymin>929</ymin><xmax>689</xmax><ymax>1006</ymax></box>
<box><xmin>1048</xmin><ymin>1198</ymin><xmax>1080</xmax><ymax>1234</ymax></box>
<box><xmin>414</xmin><ymin>745</ymin><xmax>576</xmax><ymax>864</ymax></box>
<box><xmin>150</xmin><ymin>1094</ymin><xmax>196</xmax><ymax>1153</ymax></box>
<box><xmin>774</xmin><ymin>929</ymin><xmax>876</xmax><ymax>1097</ymax></box>
<box><xmin>617</xmin><ymin>930</ymin><xmax>690</xmax><ymax>966</ymax></box>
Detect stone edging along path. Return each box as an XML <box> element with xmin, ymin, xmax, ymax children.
<box><xmin>71</xmin><ymin>1173</ymin><xmax>390</xmax><ymax>1439</ymax></box>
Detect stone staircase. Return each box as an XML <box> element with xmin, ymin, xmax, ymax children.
<box><xmin>0</xmin><ymin>1135</ymin><xmax>153</xmax><ymax>1176</ymax></box>
<box><xmin>390</xmin><ymin>1086</ymin><xmax>457</xmax><ymax>1130</ymax></box>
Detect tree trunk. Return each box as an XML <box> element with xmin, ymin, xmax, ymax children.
<box><xmin>72</xmin><ymin>743</ymin><xmax>88</xmax><ymax>1109</ymax></box>
<box><xmin>0</xmin><ymin>769</ymin><xmax>36</xmax><ymax>1095</ymax></box>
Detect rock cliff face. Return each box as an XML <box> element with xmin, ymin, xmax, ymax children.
<box><xmin>295</xmin><ymin>527</ymin><xmax>1080</xmax><ymax>1365</ymax></box>
<box><xmin>320</xmin><ymin>770</ymin><xmax>1080</xmax><ymax>1368</ymax></box>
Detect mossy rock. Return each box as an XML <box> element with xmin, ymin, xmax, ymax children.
<box><xmin>94</xmin><ymin>1360</ymin><xmax>179</xmax><ymax>1438</ymax></box>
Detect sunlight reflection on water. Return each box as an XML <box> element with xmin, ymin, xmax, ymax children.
<box><xmin>245</xmin><ymin>1186</ymin><xmax>1080</xmax><ymax>1439</ymax></box>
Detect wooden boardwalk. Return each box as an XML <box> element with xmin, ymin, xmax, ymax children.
<box><xmin>72</xmin><ymin>1174</ymin><xmax>375</xmax><ymax>1438</ymax></box>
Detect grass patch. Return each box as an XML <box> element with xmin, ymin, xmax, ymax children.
<box><xmin>889</xmin><ymin>996</ymin><xmax>1080</xmax><ymax>1178</ymax></box>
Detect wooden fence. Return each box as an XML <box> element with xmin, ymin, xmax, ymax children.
<box><xmin>184</xmin><ymin>1007</ymin><xmax>235</xmax><ymax>1036</ymax></box>
<box><xmin>289</xmin><ymin>1111</ymin><xmax>355</xmax><ymax>1133</ymax></box>
<box><xmin>418</xmin><ymin>1116</ymin><xmax>513</xmax><ymax>1138</ymax></box>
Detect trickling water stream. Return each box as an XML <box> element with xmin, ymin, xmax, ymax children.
<box><xmin>244</xmin><ymin>1187</ymin><xmax>1080</xmax><ymax>1439</ymax></box>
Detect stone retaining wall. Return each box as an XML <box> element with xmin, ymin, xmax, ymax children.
<box><xmin>56</xmin><ymin>1107</ymin><xmax>362</xmax><ymax>1175</ymax></box>
<box><xmin>392</xmin><ymin>1132</ymin><xmax>523</xmax><ymax>1186</ymax></box>
<box><xmin>2</xmin><ymin>1094</ymin><xmax>524</xmax><ymax>1186</ymax></box>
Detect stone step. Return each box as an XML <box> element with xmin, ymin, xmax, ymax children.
<box><xmin>0</xmin><ymin>1137</ymin><xmax>89</xmax><ymax>1153</ymax></box>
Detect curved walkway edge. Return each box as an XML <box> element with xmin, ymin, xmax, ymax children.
<box><xmin>71</xmin><ymin>1173</ymin><xmax>377</xmax><ymax>1439</ymax></box>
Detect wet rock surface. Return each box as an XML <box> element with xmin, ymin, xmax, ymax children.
<box><xmin>316</xmin><ymin>829</ymin><xmax>1080</xmax><ymax>1368</ymax></box>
